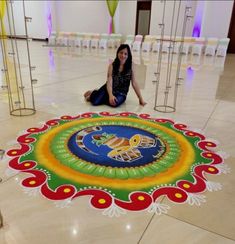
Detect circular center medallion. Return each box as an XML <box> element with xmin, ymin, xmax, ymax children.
<box><xmin>67</xmin><ymin>125</ymin><xmax>166</xmax><ymax>168</ymax></box>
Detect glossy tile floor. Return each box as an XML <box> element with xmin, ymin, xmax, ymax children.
<box><xmin>0</xmin><ymin>41</ymin><xmax>235</xmax><ymax>243</ymax></box>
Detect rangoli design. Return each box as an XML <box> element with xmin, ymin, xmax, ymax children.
<box><xmin>6</xmin><ymin>112</ymin><xmax>229</xmax><ymax>216</ymax></box>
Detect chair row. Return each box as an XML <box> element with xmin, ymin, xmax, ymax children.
<box><xmin>48</xmin><ymin>32</ymin><xmax>230</xmax><ymax>57</ymax></box>
<box><xmin>48</xmin><ymin>32</ymin><xmax>123</xmax><ymax>49</ymax></box>
<box><xmin>129</xmin><ymin>35</ymin><xmax>230</xmax><ymax>57</ymax></box>
<box><xmin>181</xmin><ymin>37</ymin><xmax>230</xmax><ymax>57</ymax></box>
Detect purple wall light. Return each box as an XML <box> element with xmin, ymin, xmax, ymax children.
<box><xmin>192</xmin><ymin>1</ymin><xmax>205</xmax><ymax>37</ymax></box>
<box><xmin>45</xmin><ymin>1</ymin><xmax>52</xmax><ymax>37</ymax></box>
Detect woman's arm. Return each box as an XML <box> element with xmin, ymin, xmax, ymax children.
<box><xmin>131</xmin><ymin>65</ymin><xmax>147</xmax><ymax>106</ymax></box>
<box><xmin>106</xmin><ymin>64</ymin><xmax>117</xmax><ymax>106</ymax></box>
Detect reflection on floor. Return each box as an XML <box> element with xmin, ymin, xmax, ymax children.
<box><xmin>0</xmin><ymin>41</ymin><xmax>235</xmax><ymax>244</ymax></box>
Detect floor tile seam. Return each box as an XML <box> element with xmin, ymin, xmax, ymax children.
<box><xmin>172</xmin><ymin>111</ymin><xmax>235</xmax><ymax>125</ymax></box>
<box><xmin>165</xmin><ymin>214</ymin><xmax>235</xmax><ymax>241</ymax></box>
<box><xmin>137</xmin><ymin>196</ymin><xmax>167</xmax><ymax>244</ymax></box>
<box><xmin>208</xmin><ymin>116</ymin><xmax>235</xmax><ymax>124</ymax></box>
<box><xmin>202</xmin><ymin>100</ymin><xmax>220</xmax><ymax>131</ymax></box>
<box><xmin>0</xmin><ymin>172</ymin><xmax>20</xmax><ymax>186</ymax></box>
<box><xmin>32</xmin><ymin>71</ymin><xmax>106</xmax><ymax>89</ymax></box>
<box><xmin>175</xmin><ymin>112</ymin><xmax>210</xmax><ymax>119</ymax></box>
<box><xmin>137</xmin><ymin>213</ymin><xmax>156</xmax><ymax>244</ymax></box>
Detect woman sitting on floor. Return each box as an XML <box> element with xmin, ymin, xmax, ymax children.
<box><xmin>84</xmin><ymin>44</ymin><xmax>146</xmax><ymax>107</ymax></box>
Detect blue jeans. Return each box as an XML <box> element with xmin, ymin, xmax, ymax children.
<box><xmin>90</xmin><ymin>84</ymin><xmax>126</xmax><ymax>107</ymax></box>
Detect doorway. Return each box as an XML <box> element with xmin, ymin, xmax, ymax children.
<box><xmin>228</xmin><ymin>1</ymin><xmax>235</xmax><ymax>53</ymax></box>
<box><xmin>135</xmin><ymin>0</ymin><xmax>152</xmax><ymax>36</ymax></box>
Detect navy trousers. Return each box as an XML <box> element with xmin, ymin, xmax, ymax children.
<box><xmin>90</xmin><ymin>84</ymin><xmax>126</xmax><ymax>107</ymax></box>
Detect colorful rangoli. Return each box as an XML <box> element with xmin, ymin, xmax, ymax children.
<box><xmin>6</xmin><ymin>112</ymin><xmax>229</xmax><ymax>216</ymax></box>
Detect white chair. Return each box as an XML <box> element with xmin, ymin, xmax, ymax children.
<box><xmin>56</xmin><ymin>32</ymin><xmax>65</xmax><ymax>46</ymax></box>
<box><xmin>99</xmin><ymin>34</ymin><xmax>109</xmax><ymax>49</ymax></box>
<box><xmin>132</xmin><ymin>35</ymin><xmax>143</xmax><ymax>51</ymax></box>
<box><xmin>204</xmin><ymin>38</ymin><xmax>218</xmax><ymax>56</ymax></box>
<box><xmin>91</xmin><ymin>33</ymin><xmax>100</xmax><ymax>49</ymax></box>
<box><xmin>152</xmin><ymin>36</ymin><xmax>161</xmax><ymax>53</ymax></box>
<box><xmin>124</xmin><ymin>35</ymin><xmax>135</xmax><ymax>49</ymax></box>
<box><xmin>214</xmin><ymin>56</ymin><xmax>226</xmax><ymax>68</ymax></box>
<box><xmin>48</xmin><ymin>31</ymin><xmax>57</xmax><ymax>46</ymax></box>
<box><xmin>114</xmin><ymin>34</ymin><xmax>122</xmax><ymax>48</ymax></box>
<box><xmin>141</xmin><ymin>35</ymin><xmax>154</xmax><ymax>52</ymax></box>
<box><xmin>216</xmin><ymin>38</ymin><xmax>230</xmax><ymax>57</ymax></box>
<box><xmin>74</xmin><ymin>33</ymin><xmax>84</xmax><ymax>48</ymax></box>
<box><xmin>60</xmin><ymin>32</ymin><xmax>70</xmax><ymax>46</ymax></box>
<box><xmin>68</xmin><ymin>32</ymin><xmax>77</xmax><ymax>47</ymax></box>
<box><xmin>181</xmin><ymin>37</ymin><xmax>195</xmax><ymax>55</ymax></box>
<box><xmin>172</xmin><ymin>36</ymin><xmax>182</xmax><ymax>54</ymax></box>
<box><xmin>107</xmin><ymin>33</ymin><xmax>116</xmax><ymax>48</ymax></box>
<box><xmin>82</xmin><ymin>33</ymin><xmax>92</xmax><ymax>48</ymax></box>
<box><xmin>192</xmin><ymin>37</ymin><xmax>206</xmax><ymax>56</ymax></box>
<box><xmin>161</xmin><ymin>35</ymin><xmax>171</xmax><ymax>53</ymax></box>
<box><xmin>64</xmin><ymin>32</ymin><xmax>71</xmax><ymax>46</ymax></box>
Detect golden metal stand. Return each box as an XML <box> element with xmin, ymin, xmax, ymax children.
<box><xmin>0</xmin><ymin>0</ymin><xmax>36</xmax><ymax>116</ymax></box>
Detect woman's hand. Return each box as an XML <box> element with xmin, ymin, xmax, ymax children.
<box><xmin>109</xmin><ymin>95</ymin><xmax>117</xmax><ymax>106</ymax></box>
<box><xmin>139</xmin><ymin>98</ymin><xmax>147</xmax><ymax>106</ymax></box>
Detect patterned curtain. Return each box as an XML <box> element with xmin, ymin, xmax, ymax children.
<box><xmin>106</xmin><ymin>0</ymin><xmax>119</xmax><ymax>34</ymax></box>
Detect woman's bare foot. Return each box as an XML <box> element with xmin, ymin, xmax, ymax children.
<box><xmin>84</xmin><ymin>90</ymin><xmax>92</xmax><ymax>101</ymax></box>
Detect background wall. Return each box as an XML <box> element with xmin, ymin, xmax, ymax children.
<box><xmin>200</xmin><ymin>0</ymin><xmax>234</xmax><ymax>38</ymax></box>
<box><xmin>54</xmin><ymin>1</ymin><xmax>111</xmax><ymax>34</ymax></box>
<box><xmin>25</xmin><ymin>1</ymin><xmax>49</xmax><ymax>39</ymax></box>
<box><xmin>149</xmin><ymin>1</ymin><xmax>197</xmax><ymax>37</ymax></box>
<box><xmin>118</xmin><ymin>1</ymin><xmax>137</xmax><ymax>36</ymax></box>
<box><xmin>4</xmin><ymin>1</ymin><xmax>25</xmax><ymax>36</ymax></box>
<box><xmin>4</xmin><ymin>1</ymin><xmax>48</xmax><ymax>39</ymax></box>
<box><xmin>3</xmin><ymin>0</ymin><xmax>234</xmax><ymax>40</ymax></box>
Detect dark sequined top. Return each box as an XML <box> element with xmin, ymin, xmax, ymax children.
<box><xmin>112</xmin><ymin>69</ymin><xmax>132</xmax><ymax>95</ymax></box>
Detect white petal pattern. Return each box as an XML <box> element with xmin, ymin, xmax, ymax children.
<box><xmin>147</xmin><ymin>202</ymin><xmax>170</xmax><ymax>215</ymax></box>
<box><xmin>23</xmin><ymin>187</ymin><xmax>41</xmax><ymax>197</ymax></box>
<box><xmin>216</xmin><ymin>163</ymin><xmax>231</xmax><ymax>174</ymax></box>
<box><xmin>102</xmin><ymin>204</ymin><xmax>126</xmax><ymax>217</ymax></box>
<box><xmin>187</xmin><ymin>193</ymin><xmax>206</xmax><ymax>206</ymax></box>
<box><xmin>5</xmin><ymin>168</ymin><xmax>18</xmax><ymax>177</ymax></box>
<box><xmin>217</xmin><ymin>151</ymin><xmax>230</xmax><ymax>159</ymax></box>
<box><xmin>54</xmin><ymin>199</ymin><xmax>73</xmax><ymax>208</ymax></box>
<box><xmin>206</xmin><ymin>181</ymin><xmax>222</xmax><ymax>192</ymax></box>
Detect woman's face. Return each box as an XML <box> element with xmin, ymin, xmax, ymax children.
<box><xmin>118</xmin><ymin>48</ymin><xmax>128</xmax><ymax>64</ymax></box>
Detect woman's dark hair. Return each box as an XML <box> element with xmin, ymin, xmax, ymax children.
<box><xmin>112</xmin><ymin>44</ymin><xmax>132</xmax><ymax>75</ymax></box>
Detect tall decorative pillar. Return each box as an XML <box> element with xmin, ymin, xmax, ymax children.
<box><xmin>0</xmin><ymin>0</ymin><xmax>36</xmax><ymax>116</ymax></box>
<box><xmin>153</xmin><ymin>0</ymin><xmax>192</xmax><ymax>113</ymax></box>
